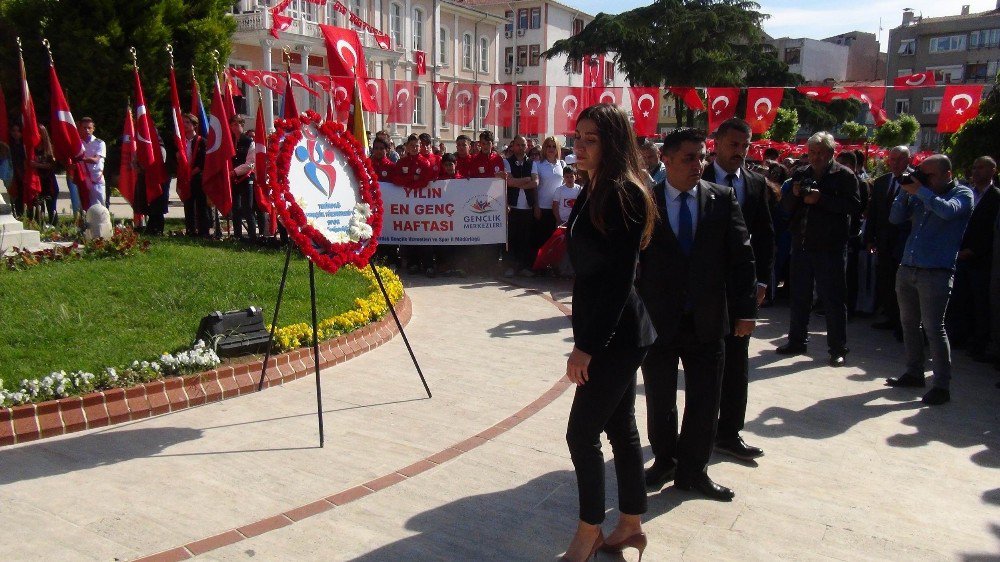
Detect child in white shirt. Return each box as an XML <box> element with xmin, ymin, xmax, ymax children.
<box><xmin>551</xmin><ymin>167</ymin><xmax>582</xmax><ymax>225</ymax></box>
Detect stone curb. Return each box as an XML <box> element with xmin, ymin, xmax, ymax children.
<box><xmin>0</xmin><ymin>294</ymin><xmax>412</xmax><ymax>448</ymax></box>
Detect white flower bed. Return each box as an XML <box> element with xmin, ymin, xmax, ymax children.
<box><xmin>0</xmin><ymin>341</ymin><xmax>221</xmax><ymax>408</ymax></box>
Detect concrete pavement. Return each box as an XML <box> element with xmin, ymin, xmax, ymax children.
<box><xmin>0</xmin><ymin>275</ymin><xmax>997</xmax><ymax>560</ymax></box>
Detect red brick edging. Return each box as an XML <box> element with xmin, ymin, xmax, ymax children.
<box><xmin>0</xmin><ymin>294</ymin><xmax>412</xmax><ymax>448</ymax></box>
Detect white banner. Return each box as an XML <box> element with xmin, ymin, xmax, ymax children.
<box><xmin>378</xmin><ymin>178</ymin><xmax>507</xmax><ymax>245</ymax></box>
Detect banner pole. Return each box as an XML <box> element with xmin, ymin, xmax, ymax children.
<box><xmin>369</xmin><ymin>261</ymin><xmax>432</xmax><ymax>398</ymax></box>
<box><xmin>257</xmin><ymin>243</ymin><xmax>294</xmax><ymax>391</ymax></box>
<box><xmin>309</xmin><ymin>260</ymin><xmax>326</xmax><ymax>447</ymax></box>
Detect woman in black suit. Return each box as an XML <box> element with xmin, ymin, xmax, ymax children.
<box><xmin>561</xmin><ymin>104</ymin><xmax>658</xmax><ymax>562</ymax></box>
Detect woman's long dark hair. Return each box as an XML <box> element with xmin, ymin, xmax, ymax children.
<box><xmin>577</xmin><ymin>104</ymin><xmax>657</xmax><ymax>249</ymax></box>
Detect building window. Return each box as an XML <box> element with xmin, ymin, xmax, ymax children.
<box><xmin>605</xmin><ymin>61</ymin><xmax>615</xmax><ymax>83</ymax></box>
<box><xmin>922</xmin><ymin>97</ymin><xmax>942</xmax><ymax>114</ymax></box>
<box><xmin>479</xmin><ymin>38</ymin><xmax>489</xmax><ymax>73</ymax></box>
<box><xmin>505</xmin><ymin>47</ymin><xmax>514</xmax><ymax>70</ymax></box>
<box><xmin>413</xmin><ymin>8</ymin><xmax>424</xmax><ymax>51</ymax></box>
<box><xmin>389</xmin><ymin>4</ymin><xmax>402</xmax><ymax>48</ymax></box>
<box><xmin>439</xmin><ymin>28</ymin><xmax>448</xmax><ymax>65</ymax></box>
<box><xmin>971</xmin><ymin>29</ymin><xmax>1000</xmax><ymax>49</ymax></box>
<box><xmin>929</xmin><ymin>35</ymin><xmax>967</xmax><ymax>54</ymax></box>
<box><xmin>439</xmin><ymin>106</ymin><xmax>447</xmax><ymax>129</ymax></box>
<box><xmin>414</xmin><ymin>85</ymin><xmax>425</xmax><ymax>125</ymax></box>
<box><xmin>898</xmin><ymin>39</ymin><xmax>915</xmax><ymax>56</ymax></box>
<box><xmin>505</xmin><ymin>10</ymin><xmax>514</xmax><ymax>33</ymax></box>
<box><xmin>478</xmin><ymin>97</ymin><xmax>489</xmax><ymax>130</ymax></box>
<box><xmin>463</xmin><ymin>33</ymin><xmax>473</xmax><ymax>69</ymax></box>
<box><xmin>529</xmin><ymin>45</ymin><xmax>540</xmax><ymax>67</ymax></box>
<box><xmin>967</xmin><ymin>62</ymin><xmax>988</xmax><ymax>81</ymax></box>
<box><xmin>929</xmin><ymin>65</ymin><xmax>964</xmax><ymax>84</ymax></box>
<box><xmin>571</xmin><ymin>57</ymin><xmax>581</xmax><ymax>74</ymax></box>
<box><xmin>897</xmin><ymin>68</ymin><xmax>913</xmax><ymax>77</ymax></box>
<box><xmin>530</xmin><ymin>7</ymin><xmax>541</xmax><ymax>29</ymax></box>
<box><xmin>895</xmin><ymin>99</ymin><xmax>910</xmax><ymax>114</ymax></box>
<box><xmin>518</xmin><ymin>9</ymin><xmax>529</xmax><ymax>30</ymax></box>
<box><xmin>573</xmin><ymin>18</ymin><xmax>583</xmax><ymax>35</ymax></box>
<box><xmin>784</xmin><ymin>47</ymin><xmax>801</xmax><ymax>65</ymax></box>
<box><xmin>921</xmin><ymin>129</ymin><xmax>941</xmax><ymax>149</ymax></box>
<box><xmin>517</xmin><ymin>45</ymin><xmax>528</xmax><ymax>68</ymax></box>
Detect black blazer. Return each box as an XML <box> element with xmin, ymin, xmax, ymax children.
<box><xmin>960</xmin><ymin>185</ymin><xmax>1000</xmax><ymax>267</ymax></box>
<box><xmin>864</xmin><ymin>171</ymin><xmax>910</xmax><ymax>261</ymax></box>
<box><xmin>702</xmin><ymin>165</ymin><xmax>775</xmax><ymax>288</ymax></box>
<box><xmin>637</xmin><ymin>180</ymin><xmax>757</xmax><ymax>344</ymax></box>
<box><xmin>567</xmin><ymin>182</ymin><xmax>657</xmax><ymax>355</ymax></box>
<box><xmin>782</xmin><ymin>161</ymin><xmax>862</xmax><ymax>252</ymax></box>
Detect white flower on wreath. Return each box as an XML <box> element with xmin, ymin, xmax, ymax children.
<box><xmin>347</xmin><ymin>203</ymin><xmax>374</xmax><ymax>243</ymax></box>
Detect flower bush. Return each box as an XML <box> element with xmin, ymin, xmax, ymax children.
<box><xmin>1</xmin><ymin>226</ymin><xmax>149</xmax><ymax>273</ymax></box>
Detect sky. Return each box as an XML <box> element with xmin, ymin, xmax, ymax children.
<box><xmin>565</xmin><ymin>0</ymin><xmax>998</xmax><ymax>49</ymax></box>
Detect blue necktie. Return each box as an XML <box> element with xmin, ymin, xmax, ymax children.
<box><xmin>678</xmin><ymin>191</ymin><xmax>693</xmax><ymax>256</ymax></box>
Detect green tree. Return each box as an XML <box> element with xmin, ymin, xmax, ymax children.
<box><xmin>872</xmin><ymin>114</ymin><xmax>920</xmax><ymax>148</ymax></box>
<box><xmin>945</xmin><ymin>74</ymin><xmax>1000</xmax><ymax>173</ymax></box>
<box><xmin>839</xmin><ymin>121</ymin><xmax>869</xmax><ymax>143</ymax></box>
<box><xmin>762</xmin><ymin>107</ymin><xmax>798</xmax><ymax>142</ymax></box>
<box><xmin>0</xmin><ymin>0</ymin><xmax>234</xmax><ymax>176</ymax></box>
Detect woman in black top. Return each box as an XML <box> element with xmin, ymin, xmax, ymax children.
<box><xmin>561</xmin><ymin>104</ymin><xmax>657</xmax><ymax>561</ymax></box>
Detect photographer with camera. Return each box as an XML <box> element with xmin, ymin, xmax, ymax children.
<box><xmin>885</xmin><ymin>155</ymin><xmax>973</xmax><ymax>406</ymax></box>
<box><xmin>776</xmin><ymin>132</ymin><xmax>861</xmax><ymax>367</ymax></box>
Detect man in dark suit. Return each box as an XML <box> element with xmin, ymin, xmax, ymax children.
<box><xmin>865</xmin><ymin>146</ymin><xmax>912</xmax><ymax>336</ymax></box>
<box><xmin>948</xmin><ymin>156</ymin><xmax>1000</xmax><ymax>357</ymax></box>
<box><xmin>777</xmin><ymin>132</ymin><xmax>862</xmax><ymax>367</ymax></box>
<box><xmin>702</xmin><ymin>118</ymin><xmax>773</xmax><ymax>462</ymax></box>
<box><xmin>639</xmin><ymin>128</ymin><xmax>758</xmax><ymax>501</ymax></box>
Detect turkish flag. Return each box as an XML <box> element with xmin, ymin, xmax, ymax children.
<box><xmin>281</xmin><ymin>72</ymin><xmax>299</xmax><ymax>119</ymax></box>
<box><xmin>133</xmin><ymin>69</ymin><xmax>166</xmax><ymax>202</ymax></box>
<box><xmin>518</xmin><ymin>85</ymin><xmax>547</xmax><ymax>135</ymax></box>
<box><xmin>330</xmin><ymin>76</ymin><xmax>355</xmax><ymax>121</ymax></box>
<box><xmin>258</xmin><ymin>71</ymin><xmax>287</xmax><ymax>95</ymax></box>
<box><xmin>446</xmin><ymin>83</ymin><xmax>479</xmax><ymax>127</ymax></box>
<box><xmin>119</xmin><ymin>105</ymin><xmax>137</xmax><ymax>207</ymax></box>
<box><xmin>706</xmin><ymin>87</ymin><xmax>739</xmax><ymax>132</ymax></box>
<box><xmin>320</xmin><ymin>25</ymin><xmax>376</xmax><ymax>110</ymax></box>
<box><xmin>18</xmin><ymin>54</ymin><xmax>41</xmax><ymax>206</ymax></box>
<box><xmin>582</xmin><ymin>54</ymin><xmax>605</xmax><ymax>89</ymax></box>
<box><xmin>388</xmin><ymin>80</ymin><xmax>417</xmax><ymax>124</ymax></box>
<box><xmin>289</xmin><ymin>73</ymin><xmax>320</xmax><ymax>97</ymax></box>
<box><xmin>590</xmin><ymin>87</ymin><xmax>623</xmax><ymax>107</ymax></box>
<box><xmin>414</xmin><ymin>51</ymin><xmax>427</xmax><ymax>76</ymax></box>
<box><xmin>629</xmin><ymin>87</ymin><xmax>660</xmax><ymax>137</ymax></box>
<box><xmin>894</xmin><ymin>71</ymin><xmax>936</xmax><ymax>90</ymax></box>
<box><xmin>360</xmin><ymin>77</ymin><xmax>388</xmax><ymax>115</ymax></box>
<box><xmin>848</xmin><ymin>86</ymin><xmax>889</xmax><ymax>126</ymax></box>
<box><xmin>252</xmin><ymin>100</ymin><xmax>274</xmax><ymax>229</ymax></box>
<box><xmin>202</xmin><ymin>80</ymin><xmax>235</xmax><ymax>215</ymax></box>
<box><xmin>668</xmin><ymin>87</ymin><xmax>705</xmax><ymax>111</ymax></box>
<box><xmin>938</xmin><ymin>85</ymin><xmax>984</xmax><ymax>133</ymax></box>
<box><xmin>270</xmin><ymin>12</ymin><xmax>293</xmax><ymax>39</ymax></box>
<box><xmin>484</xmin><ymin>83</ymin><xmax>515</xmax><ymax>127</ymax></box>
<box><xmin>432</xmin><ymin>81</ymin><xmax>450</xmax><ymax>110</ymax></box>
<box><xmin>554</xmin><ymin>87</ymin><xmax>585</xmax><ymax>135</ymax></box>
<box><xmin>168</xmin><ymin>66</ymin><xmax>191</xmax><ymax>201</ymax></box>
<box><xmin>796</xmin><ymin>86</ymin><xmax>832</xmax><ymax>102</ymax></box>
<box><xmin>745</xmin><ymin>88</ymin><xmax>783</xmax><ymax>135</ymax></box>
<box><xmin>230</xmin><ymin>67</ymin><xmax>260</xmax><ymax>87</ymax></box>
<box><xmin>221</xmin><ymin>70</ymin><xmax>236</xmax><ymax>125</ymax></box>
<box><xmin>373</xmin><ymin>31</ymin><xmax>392</xmax><ymax>50</ymax></box>
<box><xmin>48</xmin><ymin>64</ymin><xmax>85</xmax><ymax>165</ymax></box>
<box><xmin>308</xmin><ymin>73</ymin><xmax>334</xmax><ymax>92</ymax></box>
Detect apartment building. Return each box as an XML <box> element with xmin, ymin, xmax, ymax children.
<box><xmin>886</xmin><ymin>4</ymin><xmax>1000</xmax><ymax>149</ymax></box>
<box><xmin>768</xmin><ymin>36</ymin><xmax>849</xmax><ymax>84</ymax></box>
<box><xmin>822</xmin><ymin>31</ymin><xmax>886</xmax><ymax>81</ymax></box>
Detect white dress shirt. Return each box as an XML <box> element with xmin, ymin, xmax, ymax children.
<box><xmin>664</xmin><ymin>179</ymin><xmax>699</xmax><ymax>239</ymax></box>
<box><xmin>82</xmin><ymin>135</ymin><xmax>106</xmax><ymax>184</ymax></box>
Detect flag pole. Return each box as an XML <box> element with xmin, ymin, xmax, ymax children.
<box><xmin>209</xmin><ymin>49</ymin><xmax>225</xmax><ymax>239</ymax></box>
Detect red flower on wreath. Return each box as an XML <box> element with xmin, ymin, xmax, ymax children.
<box><xmin>266</xmin><ymin>110</ymin><xmax>383</xmax><ymax>274</ymax></box>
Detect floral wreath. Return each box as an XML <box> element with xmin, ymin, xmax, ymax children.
<box><xmin>266</xmin><ymin>110</ymin><xmax>383</xmax><ymax>274</ymax></box>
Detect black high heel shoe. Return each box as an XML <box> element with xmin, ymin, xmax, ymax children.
<box><xmin>600</xmin><ymin>531</ymin><xmax>648</xmax><ymax>561</ymax></box>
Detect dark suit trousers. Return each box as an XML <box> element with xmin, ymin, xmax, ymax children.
<box><xmin>566</xmin><ymin>342</ymin><xmax>648</xmax><ymax>525</ymax></box>
<box><xmin>876</xmin><ymin>256</ymin><xmax>901</xmax><ymax>326</ymax></box>
<box><xmin>718</xmin><ymin>333</ymin><xmax>750</xmax><ymax>440</ymax></box>
<box><xmin>642</xmin><ymin>315</ymin><xmax>724</xmax><ymax>481</ymax></box>
<box><xmin>184</xmin><ymin>183</ymin><xmax>211</xmax><ymax>237</ymax></box>
<box><xmin>947</xmin><ymin>261</ymin><xmax>992</xmax><ymax>351</ymax></box>
<box><xmin>789</xmin><ymin>247</ymin><xmax>849</xmax><ymax>355</ymax></box>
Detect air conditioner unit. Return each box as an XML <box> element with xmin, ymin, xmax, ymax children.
<box><xmin>517</xmin><ymin>29</ymin><xmax>526</xmax><ymax>37</ymax></box>
<box><xmin>504</xmin><ymin>30</ymin><xmax>513</xmax><ymax>38</ymax></box>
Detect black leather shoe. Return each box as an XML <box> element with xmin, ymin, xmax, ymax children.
<box><xmin>829</xmin><ymin>354</ymin><xmax>846</xmax><ymax>367</ymax></box>
<box><xmin>775</xmin><ymin>343</ymin><xmax>807</xmax><ymax>355</ymax></box>
<box><xmin>715</xmin><ymin>435</ymin><xmax>764</xmax><ymax>461</ymax></box>
<box><xmin>885</xmin><ymin>374</ymin><xmax>925</xmax><ymax>388</ymax></box>
<box><xmin>922</xmin><ymin>387</ymin><xmax>950</xmax><ymax>405</ymax></box>
<box><xmin>644</xmin><ymin>463</ymin><xmax>676</xmax><ymax>490</ymax></box>
<box><xmin>675</xmin><ymin>473</ymin><xmax>735</xmax><ymax>501</ymax></box>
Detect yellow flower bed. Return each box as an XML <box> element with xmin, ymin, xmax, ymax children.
<box><xmin>271</xmin><ymin>265</ymin><xmax>404</xmax><ymax>352</ymax></box>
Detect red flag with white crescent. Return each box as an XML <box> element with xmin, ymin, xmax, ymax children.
<box><xmin>432</xmin><ymin>81</ymin><xmax>450</xmax><ymax>111</ymax></box>
<box><xmin>360</xmin><ymin>77</ymin><xmax>388</xmax><ymax>115</ymax></box>
<box><xmin>668</xmin><ymin>87</ymin><xmax>705</xmax><ymax>111</ymax></box>
<box><xmin>281</xmin><ymin>72</ymin><xmax>299</xmax><ymax>120</ymax></box>
<box><xmin>289</xmin><ymin>73</ymin><xmax>320</xmax><ymax>96</ymax></box>
<box><xmin>518</xmin><ymin>85</ymin><xmax>548</xmax><ymax>135</ymax></box>
<box><xmin>745</xmin><ymin>88</ymin><xmax>783</xmax><ymax>135</ymax></box>
<box><xmin>484</xmin><ymin>83</ymin><xmax>514</xmax><ymax>127</ymax></box>
<box><xmin>373</xmin><ymin>31</ymin><xmax>392</xmax><ymax>51</ymax></box>
<box><xmin>796</xmin><ymin>86</ymin><xmax>833</xmax><ymax>103</ymax></box>
<box><xmin>330</xmin><ymin>76</ymin><xmax>355</xmax><ymax>121</ymax></box>
<box><xmin>847</xmin><ymin>86</ymin><xmax>889</xmax><ymax>126</ymax></box>
<box><xmin>258</xmin><ymin>71</ymin><xmax>287</xmax><ymax>95</ymax></box>
<box><xmin>388</xmin><ymin>80</ymin><xmax>417</xmax><ymax>124</ymax></box>
<box><xmin>252</xmin><ymin>100</ymin><xmax>274</xmax><ymax>228</ymax></box>
<box><xmin>18</xmin><ymin>53</ymin><xmax>41</xmax><ymax>206</ymax></box>
<box><xmin>221</xmin><ymin>70</ymin><xmax>237</xmax><ymax>123</ymax></box>
<box><xmin>202</xmin><ymin>80</ymin><xmax>235</xmax><ymax>215</ymax></box>
<box><xmin>169</xmin><ymin>66</ymin><xmax>191</xmax><ymax>201</ymax></box>
<box><xmin>554</xmin><ymin>86</ymin><xmax>585</xmax><ymax>135</ymax></box>
<box><xmin>590</xmin><ymin>87</ymin><xmax>623</xmax><ymax>107</ymax></box>
<box><xmin>938</xmin><ymin>85</ymin><xmax>984</xmax><ymax>133</ymax></box>
<box><xmin>414</xmin><ymin>50</ymin><xmax>427</xmax><ymax>76</ymax></box>
<box><xmin>583</xmin><ymin>54</ymin><xmax>605</xmax><ymax>89</ymax></box>
<box><xmin>48</xmin><ymin>64</ymin><xmax>84</xmax><ymax>164</ymax></box>
<box><xmin>270</xmin><ymin>12</ymin><xmax>293</xmax><ymax>39</ymax></box>
<box><xmin>894</xmin><ymin>71</ymin><xmax>936</xmax><ymax>91</ymax></box>
<box><xmin>320</xmin><ymin>25</ymin><xmax>375</xmax><ymax>110</ymax></box>
<box><xmin>133</xmin><ymin>69</ymin><xmax>166</xmax><ymax>201</ymax></box>
<box><xmin>446</xmin><ymin>83</ymin><xmax>479</xmax><ymax>127</ymax></box>
<box><xmin>230</xmin><ymin>67</ymin><xmax>259</xmax><ymax>87</ymax></box>
<box><xmin>119</xmin><ymin>105</ymin><xmax>138</xmax><ymax>207</ymax></box>
<box><xmin>706</xmin><ymin>87</ymin><xmax>739</xmax><ymax>132</ymax></box>
<box><xmin>629</xmin><ymin>87</ymin><xmax>660</xmax><ymax>137</ymax></box>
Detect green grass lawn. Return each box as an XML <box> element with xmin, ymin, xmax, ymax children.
<box><xmin>0</xmin><ymin>237</ymin><xmax>372</xmax><ymax>387</ymax></box>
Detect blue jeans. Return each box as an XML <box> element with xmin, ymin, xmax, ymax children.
<box><xmin>788</xmin><ymin>247</ymin><xmax>849</xmax><ymax>355</ymax></box>
<box><xmin>897</xmin><ymin>265</ymin><xmax>954</xmax><ymax>389</ymax></box>
<box><xmin>65</xmin><ymin>176</ymin><xmax>82</xmax><ymax>215</ymax></box>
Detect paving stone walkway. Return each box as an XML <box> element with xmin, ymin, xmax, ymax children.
<box><xmin>1</xmin><ymin>275</ymin><xmax>997</xmax><ymax>561</ymax></box>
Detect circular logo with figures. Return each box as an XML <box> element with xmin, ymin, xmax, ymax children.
<box><xmin>267</xmin><ymin>110</ymin><xmax>382</xmax><ymax>274</ymax></box>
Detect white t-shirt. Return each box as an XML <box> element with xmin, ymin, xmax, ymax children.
<box><xmin>535</xmin><ymin>159</ymin><xmax>565</xmax><ymax>208</ymax></box>
<box><xmin>553</xmin><ymin>183</ymin><xmax>582</xmax><ymax>224</ymax></box>
<box><xmin>502</xmin><ymin>157</ymin><xmax>540</xmax><ymax>209</ymax></box>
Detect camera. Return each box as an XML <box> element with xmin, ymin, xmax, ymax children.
<box><xmin>798</xmin><ymin>177</ymin><xmax>818</xmax><ymax>196</ymax></box>
<box><xmin>899</xmin><ymin>169</ymin><xmax>929</xmax><ymax>186</ymax></box>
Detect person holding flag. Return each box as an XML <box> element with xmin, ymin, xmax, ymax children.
<box><xmin>229</xmin><ymin>113</ymin><xmax>258</xmax><ymax>241</ymax></box>
<box><xmin>78</xmin><ymin>117</ymin><xmax>106</xmax><ymax>211</ymax></box>
<box><xmin>201</xmin><ymin>74</ymin><xmax>236</xmax><ymax>234</ymax></box>
<box><xmin>181</xmin><ymin>113</ymin><xmax>209</xmax><ymax>237</ymax></box>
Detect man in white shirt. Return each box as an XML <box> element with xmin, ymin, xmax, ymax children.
<box><xmin>79</xmin><ymin>117</ymin><xmax>106</xmax><ymax>209</ymax></box>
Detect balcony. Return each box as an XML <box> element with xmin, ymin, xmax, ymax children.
<box><xmin>229</xmin><ymin>10</ymin><xmax>401</xmax><ymax>61</ymax></box>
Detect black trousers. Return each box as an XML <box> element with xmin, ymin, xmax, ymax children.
<box><xmin>566</xmin><ymin>342</ymin><xmax>648</xmax><ymax>525</ymax></box>
<box><xmin>876</xmin><ymin>254</ymin><xmax>901</xmax><ymax>326</ymax></box>
<box><xmin>184</xmin><ymin>182</ymin><xmax>211</xmax><ymax>237</ymax></box>
<box><xmin>232</xmin><ymin>182</ymin><xmax>258</xmax><ymax>240</ymax></box>
<box><xmin>788</xmin><ymin>246</ymin><xmax>849</xmax><ymax>355</ymax></box>
<box><xmin>947</xmin><ymin>261</ymin><xmax>992</xmax><ymax>351</ymax></box>
<box><xmin>642</xmin><ymin>315</ymin><xmax>724</xmax><ymax>481</ymax></box>
<box><xmin>505</xmin><ymin>208</ymin><xmax>535</xmax><ymax>270</ymax></box>
<box><xmin>718</xmin><ymin>333</ymin><xmax>749</xmax><ymax>440</ymax></box>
